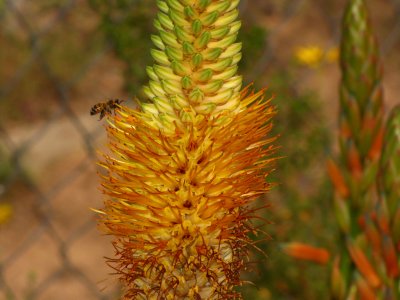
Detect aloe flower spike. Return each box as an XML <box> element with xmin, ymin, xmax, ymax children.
<box><xmin>96</xmin><ymin>0</ymin><xmax>277</xmax><ymax>299</ymax></box>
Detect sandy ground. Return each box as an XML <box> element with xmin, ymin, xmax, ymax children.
<box><xmin>0</xmin><ymin>113</ymin><xmax>123</xmax><ymax>299</ymax></box>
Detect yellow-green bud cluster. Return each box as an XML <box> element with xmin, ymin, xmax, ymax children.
<box><xmin>142</xmin><ymin>0</ymin><xmax>243</xmax><ymax>130</ymax></box>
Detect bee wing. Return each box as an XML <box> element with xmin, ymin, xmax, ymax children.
<box><xmin>99</xmin><ymin>110</ymin><xmax>106</xmax><ymax>120</ymax></box>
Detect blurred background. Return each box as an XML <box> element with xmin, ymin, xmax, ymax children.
<box><xmin>0</xmin><ymin>0</ymin><xmax>399</xmax><ymax>299</ymax></box>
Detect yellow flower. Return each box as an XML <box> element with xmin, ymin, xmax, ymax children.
<box><xmin>0</xmin><ymin>202</ymin><xmax>12</xmax><ymax>225</ymax></box>
<box><xmin>294</xmin><ymin>46</ymin><xmax>324</xmax><ymax>68</ymax></box>
<box><xmin>258</xmin><ymin>287</ymin><xmax>272</xmax><ymax>299</ymax></box>
<box><xmin>294</xmin><ymin>45</ymin><xmax>339</xmax><ymax>68</ymax></box>
<box><xmin>325</xmin><ymin>47</ymin><xmax>339</xmax><ymax>63</ymax></box>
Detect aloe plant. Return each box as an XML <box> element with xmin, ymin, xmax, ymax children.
<box><xmin>95</xmin><ymin>1</ymin><xmax>276</xmax><ymax>298</ymax></box>
<box><xmin>328</xmin><ymin>0</ymin><xmax>399</xmax><ymax>298</ymax></box>
<box><xmin>283</xmin><ymin>0</ymin><xmax>399</xmax><ymax>298</ymax></box>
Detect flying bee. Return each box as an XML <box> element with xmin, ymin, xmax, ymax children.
<box><xmin>90</xmin><ymin>99</ymin><xmax>124</xmax><ymax>120</ymax></box>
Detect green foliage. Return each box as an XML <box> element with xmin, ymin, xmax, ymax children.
<box><xmin>237</xmin><ymin>22</ymin><xmax>335</xmax><ymax>298</ymax></box>
<box><xmin>240</xmin><ymin>70</ymin><xmax>334</xmax><ymax>299</ymax></box>
<box><xmin>89</xmin><ymin>0</ymin><xmax>157</xmax><ymax>97</ymax></box>
<box><xmin>0</xmin><ymin>1</ymin><xmax>102</xmax><ymax>123</ymax></box>
<box><xmin>0</xmin><ymin>0</ymin><xmax>4</xmax><ymax>17</ymax></box>
<box><xmin>0</xmin><ymin>28</ymin><xmax>30</xmax><ymax>121</ymax></box>
<box><xmin>271</xmin><ymin>71</ymin><xmax>331</xmax><ymax>172</ymax></box>
<box><xmin>0</xmin><ymin>146</ymin><xmax>11</xmax><ymax>183</ymax></box>
<box><xmin>239</xmin><ymin>24</ymin><xmax>267</xmax><ymax>72</ymax></box>
<box><xmin>238</xmin><ymin>25</ymin><xmax>333</xmax><ymax>298</ymax></box>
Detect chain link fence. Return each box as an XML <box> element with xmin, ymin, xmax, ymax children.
<box><xmin>0</xmin><ymin>0</ymin><xmax>399</xmax><ymax>299</ymax></box>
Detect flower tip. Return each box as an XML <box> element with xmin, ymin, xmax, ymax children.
<box><xmin>90</xmin><ymin>207</ymin><xmax>106</xmax><ymax>215</ymax></box>
<box><xmin>281</xmin><ymin>242</ymin><xmax>331</xmax><ymax>264</ymax></box>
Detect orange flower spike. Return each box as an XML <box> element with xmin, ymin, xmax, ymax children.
<box><xmin>382</xmin><ymin>235</ymin><xmax>400</xmax><ymax>278</ymax></box>
<box><xmin>340</xmin><ymin>118</ymin><xmax>352</xmax><ymax>139</ymax></box>
<box><xmin>331</xmin><ymin>256</ymin><xmax>347</xmax><ymax>299</ymax></box>
<box><xmin>94</xmin><ymin>0</ymin><xmax>279</xmax><ymax>298</ymax></box>
<box><xmin>327</xmin><ymin>159</ymin><xmax>350</xmax><ymax>198</ymax></box>
<box><xmin>99</xmin><ymin>80</ymin><xmax>275</xmax><ymax>299</ymax></box>
<box><xmin>376</xmin><ymin>202</ymin><xmax>391</xmax><ymax>235</ymax></box>
<box><xmin>282</xmin><ymin>242</ymin><xmax>331</xmax><ymax>264</ymax></box>
<box><xmin>367</xmin><ymin>127</ymin><xmax>384</xmax><ymax>161</ymax></box>
<box><xmin>361</xmin><ymin>215</ymin><xmax>382</xmax><ymax>255</ymax></box>
<box><xmin>354</xmin><ymin>273</ymin><xmax>376</xmax><ymax>300</ymax></box>
<box><xmin>347</xmin><ymin>143</ymin><xmax>363</xmax><ymax>177</ymax></box>
<box><xmin>393</xmin><ymin>206</ymin><xmax>400</xmax><ymax>244</ymax></box>
<box><xmin>347</xmin><ymin>240</ymin><xmax>381</xmax><ymax>288</ymax></box>
<box><xmin>334</xmin><ymin>196</ymin><xmax>351</xmax><ymax>233</ymax></box>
